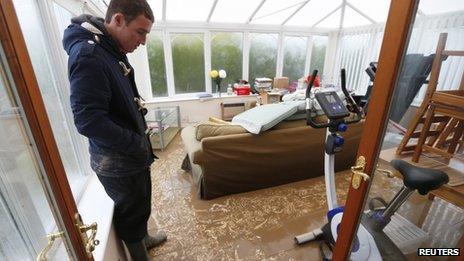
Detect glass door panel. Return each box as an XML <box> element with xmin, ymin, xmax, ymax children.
<box><xmin>335</xmin><ymin>0</ymin><xmax>464</xmax><ymax>259</ymax></box>
<box><xmin>0</xmin><ymin>45</ymin><xmax>72</xmax><ymax>260</ymax></box>
<box><xmin>367</xmin><ymin>0</ymin><xmax>464</xmax><ymax>256</ymax></box>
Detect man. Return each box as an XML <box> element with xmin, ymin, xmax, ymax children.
<box><xmin>63</xmin><ymin>0</ymin><xmax>166</xmax><ymax>260</ymax></box>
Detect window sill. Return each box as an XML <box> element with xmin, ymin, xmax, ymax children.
<box><xmin>145</xmin><ymin>93</ymin><xmax>258</xmax><ymax>105</ymax></box>
<box><xmin>77</xmin><ymin>175</ymin><xmax>115</xmax><ymax>261</ymax></box>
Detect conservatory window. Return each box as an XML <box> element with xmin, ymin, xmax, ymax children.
<box><xmin>52</xmin><ymin>1</ymin><xmax>73</xmax><ymax>39</ymax></box>
<box><xmin>211</xmin><ymin>32</ymin><xmax>243</xmax><ymax>89</ymax></box>
<box><xmin>148</xmin><ymin>31</ymin><xmax>168</xmax><ymax>97</ymax></box>
<box><xmin>282</xmin><ymin>36</ymin><xmax>308</xmax><ymax>83</ymax></box>
<box><xmin>16</xmin><ymin>0</ymin><xmax>89</xmax><ymax>199</ymax></box>
<box><xmin>310</xmin><ymin>36</ymin><xmax>328</xmax><ymax>75</ymax></box>
<box><xmin>171</xmin><ymin>33</ymin><xmax>205</xmax><ymax>94</ymax></box>
<box><xmin>248</xmin><ymin>33</ymin><xmax>278</xmax><ymax>82</ymax></box>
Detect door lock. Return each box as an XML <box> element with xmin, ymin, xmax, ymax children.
<box><xmin>351</xmin><ymin>156</ymin><xmax>370</xmax><ymax>189</ymax></box>
<box><xmin>75</xmin><ymin>213</ymin><xmax>99</xmax><ymax>257</ymax></box>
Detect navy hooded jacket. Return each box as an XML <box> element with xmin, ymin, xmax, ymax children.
<box><xmin>63</xmin><ymin>15</ymin><xmax>154</xmax><ymax>176</ymax></box>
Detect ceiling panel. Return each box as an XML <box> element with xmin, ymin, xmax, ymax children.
<box><xmin>348</xmin><ymin>0</ymin><xmax>390</xmax><ymax>23</ymax></box>
<box><xmin>286</xmin><ymin>0</ymin><xmax>342</xmax><ymax>27</ymax></box>
<box><xmin>343</xmin><ymin>5</ymin><xmax>373</xmax><ymax>27</ymax></box>
<box><xmin>150</xmin><ymin>0</ymin><xmax>462</xmax><ymax>29</ymax></box>
<box><xmin>250</xmin><ymin>0</ymin><xmax>306</xmax><ymax>25</ymax></box>
<box><xmin>166</xmin><ymin>0</ymin><xmax>216</xmax><ymax>21</ymax></box>
<box><xmin>210</xmin><ymin>0</ymin><xmax>263</xmax><ymax>23</ymax></box>
<box><xmin>317</xmin><ymin>8</ymin><xmax>342</xmax><ymax>29</ymax></box>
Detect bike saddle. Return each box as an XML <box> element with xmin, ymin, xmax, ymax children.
<box><xmin>390</xmin><ymin>159</ymin><xmax>449</xmax><ymax>195</ymax></box>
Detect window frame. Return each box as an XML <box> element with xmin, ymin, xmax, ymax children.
<box><xmin>210</xmin><ymin>31</ymin><xmax>244</xmax><ymax>88</ymax></box>
<box><xmin>248</xmin><ymin>31</ymin><xmax>280</xmax><ymax>82</ymax></box>
<box><xmin>149</xmin><ymin>24</ymin><xmax>329</xmax><ymax>100</ymax></box>
<box><xmin>164</xmin><ymin>29</ymin><xmax>210</xmax><ymax>97</ymax></box>
<box><xmin>147</xmin><ymin>30</ymin><xmax>169</xmax><ymax>97</ymax></box>
<box><xmin>281</xmin><ymin>34</ymin><xmax>313</xmax><ymax>82</ymax></box>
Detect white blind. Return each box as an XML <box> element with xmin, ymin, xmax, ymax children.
<box><xmin>335</xmin><ymin>27</ymin><xmax>383</xmax><ymax>94</ymax></box>
<box><xmin>334</xmin><ymin>11</ymin><xmax>464</xmax><ymax>100</ymax></box>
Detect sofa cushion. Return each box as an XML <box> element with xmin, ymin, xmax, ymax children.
<box><xmin>208</xmin><ymin>117</ymin><xmax>230</xmax><ymax>124</ymax></box>
<box><xmin>232</xmin><ymin>103</ymin><xmax>298</xmax><ymax>134</ymax></box>
<box><xmin>196</xmin><ymin>123</ymin><xmax>247</xmax><ymax>141</ymax></box>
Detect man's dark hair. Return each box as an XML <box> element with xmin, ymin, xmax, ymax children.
<box><xmin>105</xmin><ymin>0</ymin><xmax>154</xmax><ymax>24</ymax></box>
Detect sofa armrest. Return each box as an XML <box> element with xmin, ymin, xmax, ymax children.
<box><xmin>191</xmin><ymin>150</ymin><xmax>205</xmax><ymax>165</ymax></box>
<box><xmin>180</xmin><ymin>126</ymin><xmax>201</xmax><ymax>155</ymax></box>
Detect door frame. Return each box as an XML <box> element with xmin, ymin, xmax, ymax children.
<box><xmin>0</xmin><ymin>0</ymin><xmax>91</xmax><ymax>259</ymax></box>
<box><xmin>333</xmin><ymin>0</ymin><xmax>419</xmax><ymax>259</ymax></box>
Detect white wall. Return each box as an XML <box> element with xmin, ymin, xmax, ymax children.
<box><xmin>128</xmin><ymin>46</ymin><xmax>153</xmax><ymax>100</ymax></box>
<box><xmin>144</xmin><ymin>95</ymin><xmax>259</xmax><ymax>125</ymax></box>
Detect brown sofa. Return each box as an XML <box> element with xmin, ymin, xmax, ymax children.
<box><xmin>181</xmin><ymin>119</ymin><xmax>364</xmax><ymax>199</ymax></box>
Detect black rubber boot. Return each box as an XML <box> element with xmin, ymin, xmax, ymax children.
<box><xmin>125</xmin><ymin>240</ymin><xmax>149</xmax><ymax>261</ymax></box>
<box><xmin>144</xmin><ymin>231</ymin><xmax>167</xmax><ymax>249</ymax></box>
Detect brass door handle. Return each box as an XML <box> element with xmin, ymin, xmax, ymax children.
<box><xmin>36</xmin><ymin>214</ymin><xmax>99</xmax><ymax>260</ymax></box>
<box><xmin>79</xmin><ymin>222</ymin><xmax>100</xmax><ymax>253</ymax></box>
<box><xmin>351</xmin><ymin>156</ymin><xmax>370</xmax><ymax>189</ymax></box>
<box><xmin>75</xmin><ymin>213</ymin><xmax>99</xmax><ymax>258</ymax></box>
<box><xmin>36</xmin><ymin>231</ymin><xmax>64</xmax><ymax>261</ymax></box>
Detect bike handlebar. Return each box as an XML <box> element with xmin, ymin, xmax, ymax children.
<box><xmin>305</xmin><ymin>69</ymin><xmax>318</xmax><ymax>99</ymax></box>
<box><xmin>306</xmin><ymin>69</ymin><xmax>364</xmax><ymax>129</ymax></box>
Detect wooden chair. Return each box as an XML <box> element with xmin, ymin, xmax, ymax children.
<box><xmin>396</xmin><ymin>33</ymin><xmax>464</xmax><ymax>163</ymax></box>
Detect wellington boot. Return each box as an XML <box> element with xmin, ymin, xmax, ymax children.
<box><xmin>144</xmin><ymin>231</ymin><xmax>167</xmax><ymax>249</ymax></box>
<box><xmin>125</xmin><ymin>240</ymin><xmax>149</xmax><ymax>261</ymax></box>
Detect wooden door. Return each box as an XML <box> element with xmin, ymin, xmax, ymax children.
<box><xmin>332</xmin><ymin>0</ymin><xmax>420</xmax><ymax>259</ymax></box>
<box><xmin>0</xmin><ymin>0</ymin><xmax>92</xmax><ymax>259</ymax></box>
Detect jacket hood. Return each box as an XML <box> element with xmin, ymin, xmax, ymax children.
<box><xmin>63</xmin><ymin>14</ymin><xmax>123</xmax><ymax>60</ymax></box>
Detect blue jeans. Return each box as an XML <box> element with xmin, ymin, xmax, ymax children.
<box><xmin>97</xmin><ymin>169</ymin><xmax>152</xmax><ymax>243</ymax></box>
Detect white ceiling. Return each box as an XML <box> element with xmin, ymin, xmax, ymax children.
<box><xmin>147</xmin><ymin>0</ymin><xmax>464</xmax><ymax>29</ymax></box>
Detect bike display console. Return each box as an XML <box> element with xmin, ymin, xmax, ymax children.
<box><xmin>315</xmin><ymin>91</ymin><xmax>350</xmax><ymax>120</ymax></box>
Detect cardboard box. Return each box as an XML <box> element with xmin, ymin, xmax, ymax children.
<box><xmin>260</xmin><ymin>92</ymin><xmax>281</xmax><ymax>105</ymax></box>
<box><xmin>273</xmin><ymin>77</ymin><xmax>289</xmax><ymax>89</ymax></box>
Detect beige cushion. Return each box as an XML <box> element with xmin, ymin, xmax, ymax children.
<box><xmin>196</xmin><ymin>123</ymin><xmax>246</xmax><ymax>141</ymax></box>
<box><xmin>208</xmin><ymin>117</ymin><xmax>230</xmax><ymax>125</ymax></box>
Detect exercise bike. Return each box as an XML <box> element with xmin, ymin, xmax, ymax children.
<box><xmin>294</xmin><ymin>69</ymin><xmax>449</xmax><ymax>260</ymax></box>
